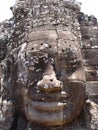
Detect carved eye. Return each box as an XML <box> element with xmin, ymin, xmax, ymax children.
<box><xmin>33</xmin><ymin>57</ymin><xmax>39</xmax><ymax>64</ymax></box>
<box><xmin>68</xmin><ymin>58</ymin><xmax>78</xmax><ymax>67</ymax></box>
<box><xmin>34</xmin><ymin>57</ymin><xmax>47</xmax><ymax>71</ymax></box>
<box><xmin>62</xmin><ymin>49</ymin><xmax>79</xmax><ymax>70</ymax></box>
<box><xmin>41</xmin><ymin>56</ymin><xmax>49</xmax><ymax>64</ymax></box>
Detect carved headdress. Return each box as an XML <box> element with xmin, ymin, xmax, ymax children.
<box><xmin>12</xmin><ymin>0</ymin><xmax>81</xmax><ymax>30</ymax></box>
<box><xmin>11</xmin><ymin>0</ymin><xmax>82</xmax><ymax>59</ymax></box>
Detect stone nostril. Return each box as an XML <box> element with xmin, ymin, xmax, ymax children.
<box><xmin>41</xmin><ymin>43</ymin><xmax>43</xmax><ymax>45</ymax></box>
<box><xmin>37</xmin><ymin>77</ymin><xmax>63</xmax><ymax>92</ymax></box>
<box><xmin>50</xmin><ymin>79</ymin><xmax>53</xmax><ymax>82</ymax></box>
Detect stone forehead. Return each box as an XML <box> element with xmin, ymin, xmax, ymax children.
<box><xmin>26</xmin><ymin>30</ymin><xmax>81</xmax><ymax>59</ymax></box>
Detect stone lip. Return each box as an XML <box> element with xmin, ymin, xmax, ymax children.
<box><xmin>25</xmin><ymin>94</ymin><xmax>67</xmax><ymax>126</ymax></box>
<box><xmin>29</xmin><ymin>101</ymin><xmax>67</xmax><ymax>112</ymax></box>
<box><xmin>28</xmin><ymin>90</ymin><xmax>70</xmax><ymax>102</ymax></box>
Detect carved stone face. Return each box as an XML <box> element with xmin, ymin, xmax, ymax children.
<box><xmin>13</xmin><ymin>30</ymin><xmax>85</xmax><ymax>126</ymax></box>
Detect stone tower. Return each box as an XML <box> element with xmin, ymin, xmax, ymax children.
<box><xmin>0</xmin><ymin>0</ymin><xmax>98</xmax><ymax>130</ymax></box>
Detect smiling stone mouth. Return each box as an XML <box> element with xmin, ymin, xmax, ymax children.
<box><xmin>28</xmin><ymin>89</ymin><xmax>70</xmax><ymax>102</ymax></box>
<box><xmin>28</xmin><ymin>101</ymin><xmax>67</xmax><ymax>112</ymax></box>
<box><xmin>26</xmin><ymin>90</ymin><xmax>69</xmax><ymax>126</ymax></box>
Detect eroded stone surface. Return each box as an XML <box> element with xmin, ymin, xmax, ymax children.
<box><xmin>0</xmin><ymin>0</ymin><xmax>98</xmax><ymax>130</ymax></box>
<box><xmin>78</xmin><ymin>12</ymin><xmax>98</xmax><ymax>130</ymax></box>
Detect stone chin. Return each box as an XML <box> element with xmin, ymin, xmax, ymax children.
<box><xmin>23</xmin><ymin>89</ymin><xmax>67</xmax><ymax>126</ymax></box>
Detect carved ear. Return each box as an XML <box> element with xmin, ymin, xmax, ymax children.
<box><xmin>1</xmin><ymin>55</ymin><xmax>15</xmax><ymax>100</ymax></box>
<box><xmin>0</xmin><ymin>55</ymin><xmax>16</xmax><ymax>130</ymax></box>
<box><xmin>0</xmin><ymin>44</ymin><xmax>27</xmax><ymax>130</ymax></box>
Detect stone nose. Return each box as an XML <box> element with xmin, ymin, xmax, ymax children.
<box><xmin>37</xmin><ymin>63</ymin><xmax>63</xmax><ymax>93</ymax></box>
<box><xmin>37</xmin><ymin>75</ymin><xmax>63</xmax><ymax>93</ymax></box>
